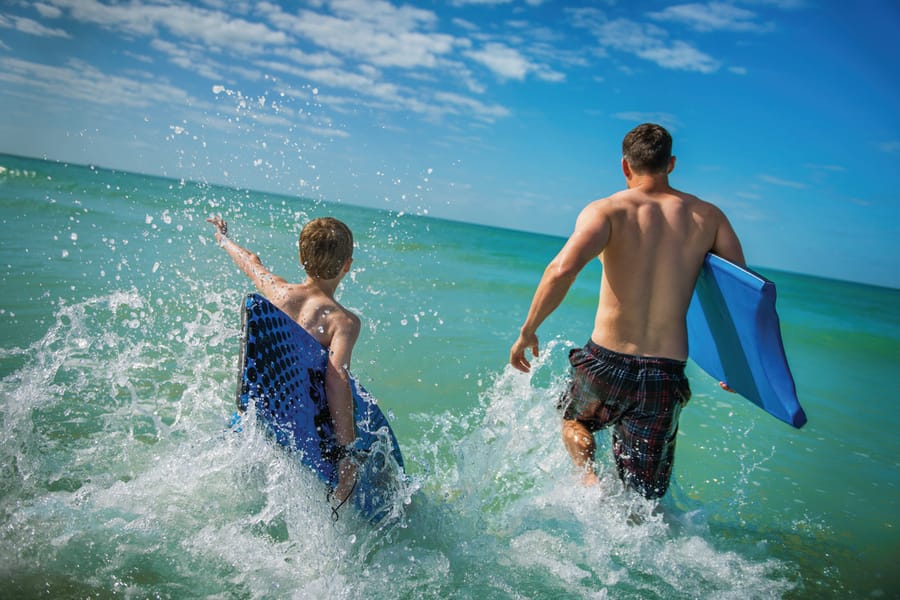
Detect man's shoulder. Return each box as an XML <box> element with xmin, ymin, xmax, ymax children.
<box><xmin>683</xmin><ymin>193</ymin><xmax>726</xmax><ymax>218</ymax></box>
<box><xmin>663</xmin><ymin>186</ymin><xmax>714</xmax><ymax>207</ymax></box>
<box><xmin>583</xmin><ymin>191</ymin><xmax>632</xmax><ymax>214</ymax></box>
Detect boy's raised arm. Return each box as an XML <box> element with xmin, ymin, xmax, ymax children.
<box><xmin>207</xmin><ymin>216</ymin><xmax>288</xmax><ymax>299</ymax></box>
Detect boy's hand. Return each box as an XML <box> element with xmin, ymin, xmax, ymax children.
<box><xmin>333</xmin><ymin>456</ymin><xmax>358</xmax><ymax>504</ymax></box>
<box><xmin>206</xmin><ymin>215</ymin><xmax>228</xmax><ymax>243</ymax></box>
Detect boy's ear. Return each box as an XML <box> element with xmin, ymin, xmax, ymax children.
<box><xmin>342</xmin><ymin>257</ymin><xmax>353</xmax><ymax>273</ymax></box>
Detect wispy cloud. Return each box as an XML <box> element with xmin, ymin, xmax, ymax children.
<box><xmin>151</xmin><ymin>39</ymin><xmax>225</xmax><ymax>82</ymax></box>
<box><xmin>14</xmin><ymin>0</ymin><xmax>522</xmax><ymax>127</ymax></box>
<box><xmin>649</xmin><ymin>2</ymin><xmax>774</xmax><ymax>33</ymax></box>
<box><xmin>759</xmin><ymin>174</ymin><xmax>808</xmax><ymax>189</ymax></box>
<box><xmin>804</xmin><ymin>163</ymin><xmax>846</xmax><ymax>173</ymax></box>
<box><xmin>434</xmin><ymin>91</ymin><xmax>510</xmax><ymax>120</ymax></box>
<box><xmin>0</xmin><ymin>13</ymin><xmax>70</xmax><ymax>38</ymax></box>
<box><xmin>613</xmin><ymin>112</ymin><xmax>682</xmax><ymax>131</ymax></box>
<box><xmin>33</xmin><ymin>3</ymin><xmax>64</xmax><ymax>19</ymax></box>
<box><xmin>465</xmin><ymin>43</ymin><xmax>534</xmax><ymax>80</ymax></box>
<box><xmin>0</xmin><ymin>56</ymin><xmax>192</xmax><ymax>109</ymax></box>
<box><xmin>49</xmin><ymin>0</ymin><xmax>289</xmax><ymax>52</ymax></box>
<box><xmin>569</xmin><ymin>11</ymin><xmax>720</xmax><ymax>74</ymax></box>
<box><xmin>257</xmin><ymin>1</ymin><xmax>459</xmax><ymax>70</ymax></box>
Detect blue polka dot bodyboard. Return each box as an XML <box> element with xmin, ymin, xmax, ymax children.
<box><xmin>236</xmin><ymin>293</ymin><xmax>404</xmax><ymax>520</ymax></box>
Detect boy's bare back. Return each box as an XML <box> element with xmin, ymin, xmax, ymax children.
<box><xmin>270</xmin><ymin>284</ymin><xmax>358</xmax><ymax>347</ymax></box>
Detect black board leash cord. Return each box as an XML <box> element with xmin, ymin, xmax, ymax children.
<box><xmin>329</xmin><ymin>475</ymin><xmax>358</xmax><ymax>522</ymax></box>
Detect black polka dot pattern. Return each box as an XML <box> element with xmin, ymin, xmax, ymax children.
<box><xmin>236</xmin><ymin>293</ymin><xmax>404</xmax><ymax>514</ymax></box>
<box><xmin>238</xmin><ymin>293</ymin><xmax>336</xmax><ymax>478</ymax></box>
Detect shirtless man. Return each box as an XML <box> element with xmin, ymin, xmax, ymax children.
<box><xmin>208</xmin><ymin>215</ymin><xmax>361</xmax><ymax>505</ymax></box>
<box><xmin>509</xmin><ymin>123</ymin><xmax>745</xmax><ymax>499</ymax></box>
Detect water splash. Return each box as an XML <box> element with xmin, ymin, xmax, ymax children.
<box><xmin>0</xmin><ymin>160</ymin><xmax>809</xmax><ymax>597</ymax></box>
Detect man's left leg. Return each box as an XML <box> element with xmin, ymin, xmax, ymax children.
<box><xmin>562</xmin><ymin>418</ymin><xmax>599</xmax><ymax>486</ymax></box>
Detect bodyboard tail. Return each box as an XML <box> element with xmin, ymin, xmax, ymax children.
<box><xmin>686</xmin><ymin>254</ymin><xmax>807</xmax><ymax>428</ymax></box>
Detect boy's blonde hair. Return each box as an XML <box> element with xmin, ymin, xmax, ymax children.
<box><xmin>299</xmin><ymin>217</ymin><xmax>353</xmax><ymax>280</ymax></box>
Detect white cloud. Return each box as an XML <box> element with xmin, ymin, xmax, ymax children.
<box><xmin>577</xmin><ymin>16</ymin><xmax>720</xmax><ymax>74</ymax></box>
<box><xmin>0</xmin><ymin>56</ymin><xmax>193</xmax><ymax>109</ymax></box>
<box><xmin>649</xmin><ymin>2</ymin><xmax>774</xmax><ymax>33</ymax></box>
<box><xmin>434</xmin><ymin>91</ymin><xmax>510</xmax><ymax>120</ymax></box>
<box><xmin>613</xmin><ymin>112</ymin><xmax>681</xmax><ymax>131</ymax></box>
<box><xmin>637</xmin><ymin>40</ymin><xmax>719</xmax><ymax>73</ymax></box>
<box><xmin>150</xmin><ymin>39</ymin><xmax>224</xmax><ymax>81</ymax></box>
<box><xmin>271</xmin><ymin>47</ymin><xmax>342</xmax><ymax>69</ymax></box>
<box><xmin>465</xmin><ymin>43</ymin><xmax>532</xmax><ymax>80</ymax></box>
<box><xmin>8</xmin><ymin>0</ymin><xmax>588</xmax><ymax>129</ymax></box>
<box><xmin>759</xmin><ymin>174</ymin><xmax>808</xmax><ymax>189</ymax></box>
<box><xmin>0</xmin><ymin>14</ymin><xmax>70</xmax><ymax>38</ymax></box>
<box><xmin>49</xmin><ymin>0</ymin><xmax>289</xmax><ymax>53</ymax></box>
<box><xmin>450</xmin><ymin>0</ymin><xmax>514</xmax><ymax>5</ymax></box>
<box><xmin>804</xmin><ymin>163</ymin><xmax>846</xmax><ymax>172</ymax></box>
<box><xmin>257</xmin><ymin>0</ymin><xmax>459</xmax><ymax>69</ymax></box>
<box><xmin>34</xmin><ymin>3</ymin><xmax>64</xmax><ymax>19</ymax></box>
<box><xmin>747</xmin><ymin>0</ymin><xmax>807</xmax><ymax>9</ymax></box>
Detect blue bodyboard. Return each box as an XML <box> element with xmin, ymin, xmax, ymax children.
<box><xmin>686</xmin><ymin>254</ymin><xmax>806</xmax><ymax>428</ymax></box>
<box><xmin>236</xmin><ymin>293</ymin><xmax>404</xmax><ymax>519</ymax></box>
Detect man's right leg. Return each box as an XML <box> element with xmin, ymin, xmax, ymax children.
<box><xmin>562</xmin><ymin>418</ymin><xmax>599</xmax><ymax>486</ymax></box>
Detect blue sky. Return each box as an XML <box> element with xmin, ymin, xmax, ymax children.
<box><xmin>0</xmin><ymin>0</ymin><xmax>897</xmax><ymax>288</ymax></box>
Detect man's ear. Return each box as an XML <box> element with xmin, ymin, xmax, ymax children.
<box><xmin>667</xmin><ymin>156</ymin><xmax>676</xmax><ymax>174</ymax></box>
<box><xmin>622</xmin><ymin>158</ymin><xmax>632</xmax><ymax>179</ymax></box>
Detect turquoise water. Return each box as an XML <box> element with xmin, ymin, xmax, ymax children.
<box><xmin>1</xmin><ymin>153</ymin><xmax>897</xmax><ymax>598</ymax></box>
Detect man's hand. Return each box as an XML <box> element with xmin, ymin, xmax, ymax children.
<box><xmin>510</xmin><ymin>331</ymin><xmax>539</xmax><ymax>373</ymax></box>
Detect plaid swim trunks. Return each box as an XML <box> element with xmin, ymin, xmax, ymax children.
<box><xmin>559</xmin><ymin>340</ymin><xmax>691</xmax><ymax>499</ymax></box>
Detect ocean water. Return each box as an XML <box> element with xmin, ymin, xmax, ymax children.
<box><xmin>0</xmin><ymin>153</ymin><xmax>897</xmax><ymax>599</ymax></box>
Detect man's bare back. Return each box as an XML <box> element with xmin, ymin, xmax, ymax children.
<box><xmin>590</xmin><ymin>185</ymin><xmax>743</xmax><ymax>360</ymax></box>
<box><xmin>509</xmin><ymin>146</ymin><xmax>743</xmax><ymax>372</ymax></box>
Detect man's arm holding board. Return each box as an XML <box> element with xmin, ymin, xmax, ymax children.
<box><xmin>708</xmin><ymin>206</ymin><xmax>746</xmax><ymax>393</ymax></box>
<box><xmin>710</xmin><ymin>208</ymin><xmax>746</xmax><ymax>267</ymax></box>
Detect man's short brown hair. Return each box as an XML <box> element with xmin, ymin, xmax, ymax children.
<box><xmin>622</xmin><ymin>123</ymin><xmax>673</xmax><ymax>175</ymax></box>
<box><xmin>299</xmin><ymin>217</ymin><xmax>353</xmax><ymax>280</ymax></box>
